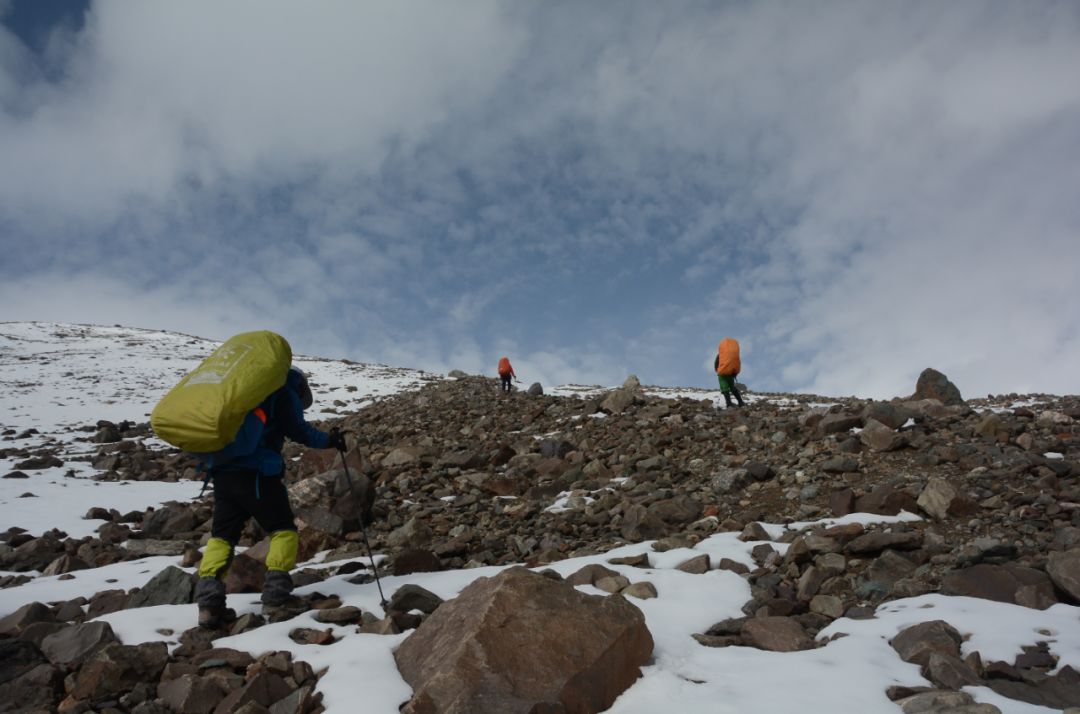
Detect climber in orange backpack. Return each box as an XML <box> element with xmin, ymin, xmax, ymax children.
<box><xmin>494</xmin><ymin>358</ymin><xmax>516</xmax><ymax>393</ymax></box>
<box><xmin>497</xmin><ymin>356</ymin><xmax>517</xmax><ymax>393</ymax></box>
<box><xmin>714</xmin><ymin>337</ymin><xmax>745</xmax><ymax>408</ymax></box>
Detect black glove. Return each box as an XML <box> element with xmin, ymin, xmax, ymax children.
<box><xmin>328</xmin><ymin>427</ymin><xmax>347</xmax><ymax>451</ymax></box>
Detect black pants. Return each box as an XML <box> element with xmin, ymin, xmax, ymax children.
<box><xmin>211</xmin><ymin>469</ymin><xmax>295</xmax><ymax>543</ymax></box>
<box><xmin>500</xmin><ymin>375</ymin><xmax>512</xmax><ymax>392</ymax></box>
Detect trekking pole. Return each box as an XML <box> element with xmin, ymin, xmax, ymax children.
<box><xmin>337</xmin><ymin>446</ymin><xmax>389</xmax><ymax>610</ymax></box>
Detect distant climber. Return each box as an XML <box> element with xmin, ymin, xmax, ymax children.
<box><xmin>194</xmin><ymin>366</ymin><xmax>346</xmax><ymax>628</ymax></box>
<box><xmin>714</xmin><ymin>337</ymin><xmax>745</xmax><ymax>408</ymax></box>
<box><xmin>497</xmin><ymin>356</ymin><xmax>517</xmax><ymax>393</ymax></box>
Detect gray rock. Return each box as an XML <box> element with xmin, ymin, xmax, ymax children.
<box><xmin>389</xmin><ymin>584</ymin><xmax>444</xmax><ymax>614</ymax></box>
<box><xmin>712</xmin><ymin>468</ymin><xmax>750</xmax><ymax>494</ymax></box>
<box><xmin>847</xmin><ymin>530</ymin><xmax>923</xmax><ymax>555</ymax></box>
<box><xmin>821</xmin><ymin>456</ymin><xmax>859</xmax><ymax>473</ymax></box>
<box><xmin>912</xmin><ymin>368</ymin><xmax>963</xmax><ymax>406</ymax></box>
<box><xmin>383</xmin><ymin>446</ymin><xmax>427</xmax><ymax>468</ymax></box>
<box><xmin>622</xmin><ymin>582</ymin><xmax>658</xmax><ymax>599</ymax></box>
<box><xmin>387</xmin><ymin>517</ymin><xmax>433</xmax><ymax>549</ymax></box>
<box><xmin>918</xmin><ymin>477</ymin><xmax>957</xmax><ymax>521</ymax></box>
<box><xmin>124</xmin><ymin>539</ymin><xmax>188</xmax><ymax>557</ymax></box>
<box><xmin>313</xmin><ymin>606</ymin><xmax>364</xmax><ymax>625</ymax></box>
<box><xmin>126</xmin><ymin>566</ymin><xmax>194</xmax><ymax>609</ymax></box>
<box><xmin>40</xmin><ymin>621</ymin><xmax>118</xmax><ymax>666</ymax></box>
<box><xmin>527</xmin><ymin>382</ymin><xmax>544</xmax><ymax>396</ymax></box>
<box><xmin>809</xmin><ymin>595</ymin><xmax>844</xmax><ymax>619</ymax></box>
<box><xmin>0</xmin><ymin>602</ymin><xmax>55</xmax><ymax>638</ymax></box>
<box><xmin>818</xmin><ymin>413</ymin><xmax>863</xmax><ymax>435</ymax></box>
<box><xmin>925</xmin><ymin>651</ymin><xmax>981</xmax><ymax>690</ymax></box>
<box><xmin>862</xmin><ymin>402</ymin><xmax>912</xmax><ymax>430</ymax></box>
<box><xmin>1047</xmin><ymin>549</ymin><xmax>1080</xmax><ymax>603</ymax></box>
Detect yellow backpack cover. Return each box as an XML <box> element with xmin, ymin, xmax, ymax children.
<box><xmin>151</xmin><ymin>331</ymin><xmax>292</xmax><ymax>453</ymax></box>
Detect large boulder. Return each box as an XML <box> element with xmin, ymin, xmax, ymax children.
<box><xmin>941</xmin><ymin>564</ymin><xmax>1058</xmax><ymax>609</ymax></box>
<box><xmin>394</xmin><ymin>567</ymin><xmax>653</xmax><ymax>714</ymax></box>
<box><xmin>911</xmin><ymin>368</ymin><xmax>963</xmax><ymax>406</ymax></box>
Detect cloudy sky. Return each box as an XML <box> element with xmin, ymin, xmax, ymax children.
<box><xmin>1</xmin><ymin>1</ymin><xmax>1078</xmax><ymax>398</ymax></box>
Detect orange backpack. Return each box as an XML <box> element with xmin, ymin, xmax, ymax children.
<box><xmin>717</xmin><ymin>338</ymin><xmax>741</xmax><ymax>376</ymax></box>
<box><xmin>498</xmin><ymin>357</ymin><xmax>513</xmax><ymax>376</ymax></box>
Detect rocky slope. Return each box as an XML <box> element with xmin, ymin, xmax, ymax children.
<box><xmin>2</xmin><ymin>356</ymin><xmax>1080</xmax><ymax>712</ymax></box>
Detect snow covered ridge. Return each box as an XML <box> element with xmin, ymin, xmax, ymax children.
<box><xmin>0</xmin><ymin>321</ymin><xmax>440</xmax><ymax>436</ymax></box>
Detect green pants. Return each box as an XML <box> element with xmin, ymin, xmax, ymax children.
<box><xmin>717</xmin><ymin>374</ymin><xmax>737</xmax><ymax>394</ymax></box>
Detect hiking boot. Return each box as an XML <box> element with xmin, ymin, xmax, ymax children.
<box><xmin>261</xmin><ymin>570</ymin><xmax>294</xmax><ymax>604</ymax></box>
<box><xmin>198</xmin><ymin>605</ymin><xmax>236</xmax><ymax>630</ymax></box>
<box><xmin>194</xmin><ymin>576</ymin><xmax>231</xmax><ymax>629</ymax></box>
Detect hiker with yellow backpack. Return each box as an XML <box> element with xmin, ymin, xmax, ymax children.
<box><xmin>714</xmin><ymin>337</ymin><xmax>745</xmax><ymax>408</ymax></box>
<box><xmin>151</xmin><ymin>331</ymin><xmax>346</xmax><ymax>628</ymax></box>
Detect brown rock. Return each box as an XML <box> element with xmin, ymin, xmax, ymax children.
<box><xmin>924</xmin><ymin>652</ymin><xmax>984</xmax><ymax>691</ymax></box>
<box><xmin>71</xmin><ymin>642</ymin><xmax>168</xmax><ymax>701</ymax></box>
<box><xmin>941</xmin><ymin>564</ymin><xmax>1058</xmax><ymax>609</ymax></box>
<box><xmin>740</xmin><ymin>616</ymin><xmax>813</xmax><ymax>652</ymax></box>
<box><xmin>394</xmin><ymin>567</ymin><xmax>653</xmax><ymax>714</ymax></box>
<box><xmin>895</xmin><ymin>690</ymin><xmax>997</xmax><ymax>714</ymax></box>
<box><xmin>620</xmin><ymin>504</ymin><xmax>668</xmax><ymax>541</ymax></box>
<box><xmin>212</xmin><ymin>671</ymin><xmax>292</xmax><ymax>714</ymax></box>
<box><xmin>157</xmin><ymin>674</ymin><xmax>227</xmax><ymax>714</ymax></box>
<box><xmin>890</xmin><ymin>621</ymin><xmax>962</xmax><ymax>667</ymax></box>
<box><xmin>829</xmin><ymin>488</ymin><xmax>856</xmax><ymax>517</ymax></box>
<box><xmin>846</xmin><ymin>530</ymin><xmax>923</xmax><ymax>555</ymax></box>
<box><xmin>0</xmin><ymin>601</ymin><xmax>55</xmax><ymax>637</ymax></box>
<box><xmin>675</xmin><ymin>554</ymin><xmax>710</xmax><ymax>574</ymax></box>
<box><xmin>855</xmin><ymin>484</ymin><xmax>919</xmax><ymax>516</ymax></box>
<box><xmin>223</xmin><ymin>552</ymin><xmax>267</xmax><ymax>594</ymax></box>
<box><xmin>859</xmin><ymin>419</ymin><xmax>907</xmax><ymax>452</ymax></box>
<box><xmin>392</xmin><ymin>549</ymin><xmax>443</xmax><ymax>576</ymax></box>
<box><xmin>1047</xmin><ymin>549</ymin><xmax>1080</xmax><ymax>603</ymax></box>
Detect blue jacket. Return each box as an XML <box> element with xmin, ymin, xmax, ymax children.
<box><xmin>218</xmin><ymin>369</ymin><xmax>329</xmax><ymax>475</ymax></box>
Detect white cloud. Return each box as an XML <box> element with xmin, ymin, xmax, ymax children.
<box><xmin>1</xmin><ymin>1</ymin><xmax>1078</xmax><ymax>397</ymax></box>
